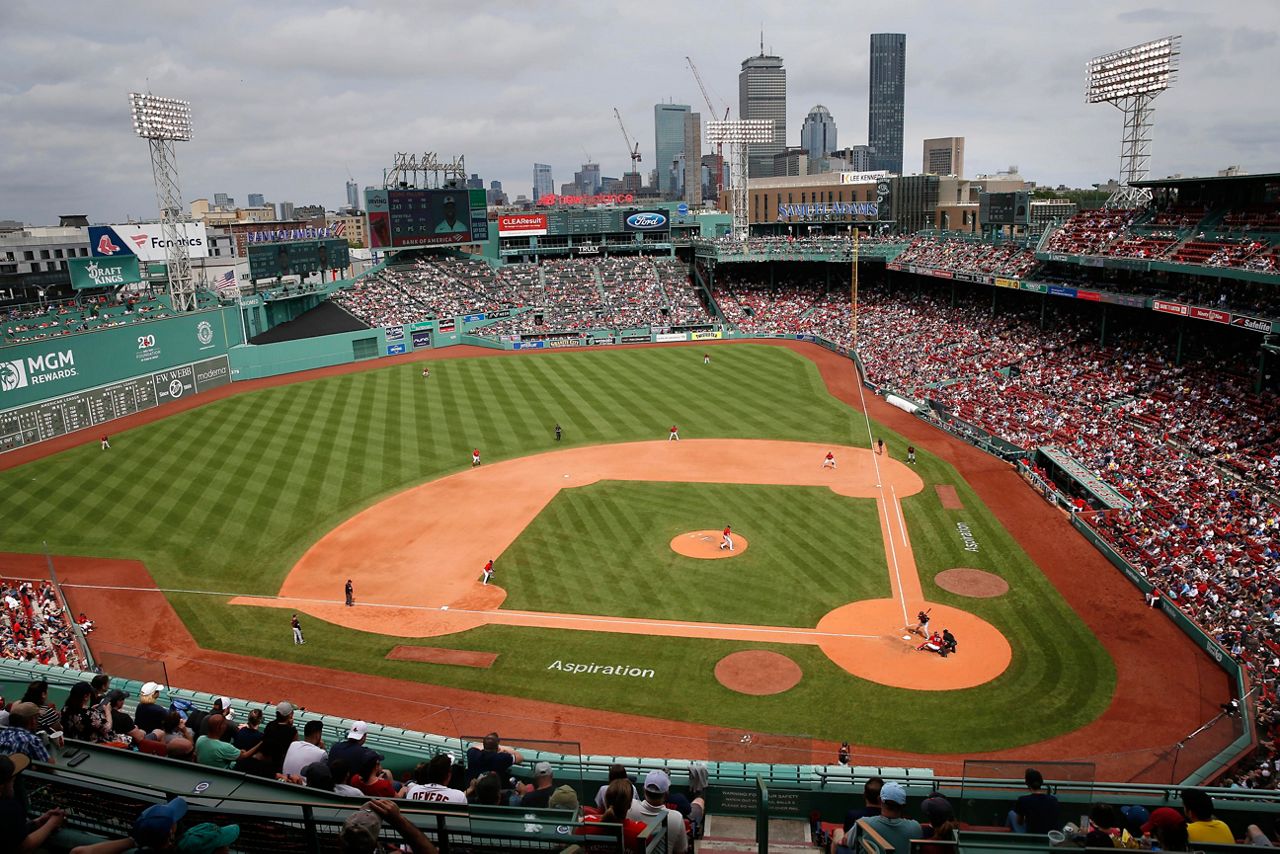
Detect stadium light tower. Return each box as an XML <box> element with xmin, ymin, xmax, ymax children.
<box><xmin>1086</xmin><ymin>36</ymin><xmax>1181</xmax><ymax>209</ymax></box>
<box><xmin>707</xmin><ymin>119</ymin><xmax>773</xmax><ymax>240</ymax></box>
<box><xmin>129</xmin><ymin>92</ymin><xmax>197</xmax><ymax>311</ymax></box>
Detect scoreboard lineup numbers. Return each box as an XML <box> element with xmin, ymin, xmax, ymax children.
<box><xmin>364</xmin><ymin>188</ymin><xmax>474</xmax><ymax>248</ymax></box>
<box><xmin>0</xmin><ymin>355</ymin><xmax>231</xmax><ymax>453</ymax></box>
<box><xmin>247</xmin><ymin>239</ymin><xmax>351</xmax><ymax>282</ymax></box>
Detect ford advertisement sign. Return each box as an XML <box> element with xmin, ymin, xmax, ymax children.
<box><xmin>624</xmin><ymin>211</ymin><xmax>669</xmax><ymax>232</ymax></box>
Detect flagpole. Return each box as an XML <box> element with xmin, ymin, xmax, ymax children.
<box><xmin>850</xmin><ymin>225</ymin><xmax>859</xmax><ymax>350</ymax></box>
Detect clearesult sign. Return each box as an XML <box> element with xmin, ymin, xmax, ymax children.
<box><xmin>497</xmin><ymin>214</ymin><xmax>548</xmax><ymax>236</ymax></box>
<box><xmin>67</xmin><ymin>256</ymin><xmax>142</xmax><ymax>290</ymax></box>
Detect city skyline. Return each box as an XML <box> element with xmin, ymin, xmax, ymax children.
<box><xmin>1</xmin><ymin>1</ymin><xmax>1278</xmax><ymax>223</ymax></box>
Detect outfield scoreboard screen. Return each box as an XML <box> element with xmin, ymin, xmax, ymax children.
<box><xmin>364</xmin><ymin>188</ymin><xmax>475</xmax><ymax>248</ymax></box>
<box><xmin>247</xmin><ymin>238</ymin><xmax>350</xmax><ymax>281</ymax></box>
<box><xmin>980</xmin><ymin>191</ymin><xmax>1031</xmax><ymax>226</ymax></box>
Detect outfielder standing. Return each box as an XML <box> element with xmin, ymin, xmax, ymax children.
<box><xmin>100</xmin><ymin>434</ymin><xmax>110</xmax><ymax>450</ymax></box>
<box><xmin>907</xmin><ymin>445</ymin><xmax>917</xmax><ymax>464</ymax></box>
<box><xmin>669</xmin><ymin>424</ymin><xmax>680</xmax><ymax>441</ymax></box>
<box><xmin>719</xmin><ymin>525</ymin><xmax>734</xmax><ymax>551</ymax></box>
<box><xmin>291</xmin><ymin>614</ymin><xmax>305</xmax><ymax>645</ymax></box>
<box><xmin>471</xmin><ymin>448</ymin><xmax>481</xmax><ymax>467</ymax></box>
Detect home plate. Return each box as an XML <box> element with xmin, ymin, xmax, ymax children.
<box><xmin>441</xmin><ymin>606</ymin><xmax>449</xmax><ymax>610</ymax></box>
<box><xmin>901</xmin><ymin>634</ymin><xmax>911</xmax><ymax>640</ymax></box>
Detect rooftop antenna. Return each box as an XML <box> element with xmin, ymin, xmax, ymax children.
<box><xmin>760</xmin><ymin>27</ymin><xmax>764</xmax><ymax>55</ymax></box>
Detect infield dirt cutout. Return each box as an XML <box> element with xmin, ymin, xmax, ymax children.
<box><xmin>231</xmin><ymin>439</ymin><xmax>1011</xmax><ymax>691</ymax></box>
<box><xmin>671</xmin><ymin>530</ymin><xmax>749</xmax><ymax>558</ymax></box>
<box><xmin>935</xmin><ymin>568</ymin><xmax>1010</xmax><ymax>598</ymax></box>
<box><xmin>715</xmin><ymin>650</ymin><xmax>802</xmax><ymax>695</ymax></box>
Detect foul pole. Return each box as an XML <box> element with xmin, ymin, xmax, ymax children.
<box><xmin>850</xmin><ymin>226</ymin><xmax>860</xmax><ymax>348</ymax></box>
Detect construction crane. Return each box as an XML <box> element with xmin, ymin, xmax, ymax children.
<box><xmin>613</xmin><ymin>107</ymin><xmax>642</xmax><ymax>188</ymax></box>
<box><xmin>686</xmin><ymin>56</ymin><xmax>728</xmax><ymax>198</ymax></box>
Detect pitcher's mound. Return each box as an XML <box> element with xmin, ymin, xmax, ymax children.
<box><xmin>715</xmin><ymin>650</ymin><xmax>801</xmax><ymax>695</ymax></box>
<box><xmin>935</xmin><ymin>568</ymin><xmax>1009</xmax><ymax>598</ymax></box>
<box><xmin>671</xmin><ymin>530</ymin><xmax>749</xmax><ymax>559</ymax></box>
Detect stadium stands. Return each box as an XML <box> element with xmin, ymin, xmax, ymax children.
<box><xmin>892</xmin><ymin>236</ymin><xmax>1038</xmax><ymax>278</ymax></box>
<box><xmin>2</xmin><ymin>291</ymin><xmax>222</xmax><ymax>346</ymax></box>
<box><xmin>0</xmin><ymin>579</ymin><xmax>87</xmax><ymax>669</ymax></box>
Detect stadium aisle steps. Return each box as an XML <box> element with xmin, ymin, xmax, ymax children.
<box><xmin>697</xmin><ymin>816</ymin><xmax>812</xmax><ymax>853</ymax></box>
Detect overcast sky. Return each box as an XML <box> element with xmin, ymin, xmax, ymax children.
<box><xmin>1</xmin><ymin>0</ymin><xmax>1277</xmax><ymax>225</ymax></box>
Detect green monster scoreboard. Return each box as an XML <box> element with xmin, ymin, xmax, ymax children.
<box><xmin>247</xmin><ymin>239</ymin><xmax>351</xmax><ymax>282</ymax></box>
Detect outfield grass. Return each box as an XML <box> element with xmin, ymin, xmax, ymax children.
<box><xmin>0</xmin><ymin>344</ymin><xmax>1115</xmax><ymax>750</ymax></box>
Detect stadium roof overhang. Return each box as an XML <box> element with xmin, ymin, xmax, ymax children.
<box><xmin>1130</xmin><ymin>171</ymin><xmax>1280</xmax><ymax>188</ymax></box>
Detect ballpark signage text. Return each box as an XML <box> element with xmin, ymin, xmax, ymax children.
<box><xmin>497</xmin><ymin>214</ymin><xmax>549</xmax><ymax>237</ymax></box>
<box><xmin>546</xmin><ymin>660</ymin><xmax>655</xmax><ymax>679</ymax></box>
<box><xmin>956</xmin><ymin>522</ymin><xmax>980</xmax><ymax>553</ymax></box>
<box><xmin>1</xmin><ymin>351</ymin><xmax>77</xmax><ymax>393</ymax></box>
<box><xmin>68</xmin><ymin>256</ymin><xmax>142</xmax><ymax>291</ymax></box>
<box><xmin>90</xmin><ymin>223</ymin><xmax>210</xmax><ymax>261</ymax></box>
<box><xmin>623</xmin><ymin>211</ymin><xmax>669</xmax><ymax>232</ymax></box>
<box><xmin>776</xmin><ymin>201</ymin><xmax>878</xmax><ymax>221</ymax></box>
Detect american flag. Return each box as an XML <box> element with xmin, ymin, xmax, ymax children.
<box><xmin>215</xmin><ymin>269</ymin><xmax>237</xmax><ymax>295</ymax></box>
<box><xmin>331</xmin><ymin>220</ymin><xmax>347</xmax><ymax>237</ymax></box>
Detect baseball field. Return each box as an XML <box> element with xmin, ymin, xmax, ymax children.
<box><xmin>2</xmin><ymin>340</ymin><xmax>1197</xmax><ymax>766</ymax></box>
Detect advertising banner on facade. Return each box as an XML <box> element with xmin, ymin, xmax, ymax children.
<box><xmin>623</xmin><ymin>211</ymin><xmax>670</xmax><ymax>232</ymax></box>
<box><xmin>655</xmin><ymin>332</ymin><xmax>688</xmax><ymax>343</ymax></box>
<box><xmin>411</xmin><ymin>329</ymin><xmax>432</xmax><ymax>349</ymax></box>
<box><xmin>89</xmin><ymin>222</ymin><xmax>210</xmax><ymax>261</ymax></box>
<box><xmin>497</xmin><ymin>214</ymin><xmax>549</xmax><ymax>237</ymax></box>
<box><xmin>689</xmin><ymin>330</ymin><xmax>723</xmax><ymax>340</ymax></box>
<box><xmin>67</xmin><ymin>256</ymin><xmax>142</xmax><ymax>290</ymax></box>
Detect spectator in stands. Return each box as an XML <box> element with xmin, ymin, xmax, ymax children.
<box><xmin>1142</xmin><ymin>807</ymin><xmax>1190</xmax><ymax>851</ymax></box>
<box><xmin>548</xmin><ymin>785</ymin><xmax>578</xmax><ymax>811</ymax></box>
<box><xmin>331</xmin><ymin>758</ymin><xmax>365</xmax><ymax>797</ymax></box>
<box><xmin>132</xmin><ymin>796</ymin><xmax>189</xmax><ymax>851</ymax></box>
<box><xmin>353</xmin><ymin>755</ymin><xmax>398</xmax><ymax>797</ymax></box>
<box><xmin>258</xmin><ymin>700</ymin><xmax>299</xmax><ymax>775</ymax></box>
<box><xmin>166</xmin><ymin>737</ymin><xmax>196</xmax><ymax>763</ymax></box>
<box><xmin>518</xmin><ymin>761</ymin><xmax>556</xmax><ymax>807</ymax></box>
<box><xmin>594</xmin><ymin>763</ymin><xmax>638</xmax><ymax>810</ymax></box>
<box><xmin>0</xmin><ymin>703</ymin><xmax>51</xmax><ymax>764</ymax></box>
<box><xmin>402</xmin><ymin>754</ymin><xmax>467</xmax><ymax>804</ymax></box>
<box><xmin>1083</xmin><ymin>803</ymin><xmax>1127</xmax><ymax>847</ymax></box>
<box><xmin>330</xmin><ymin>720</ymin><xmax>381</xmax><ymax>776</ymax></box>
<box><xmin>153</xmin><ymin>711</ymin><xmax>191</xmax><ymax>746</ymax></box>
<box><xmin>918</xmin><ymin>794</ymin><xmax>962</xmax><ymax>854</ymax></box>
<box><xmin>195</xmin><ymin>714</ymin><xmax>262</xmax><ymax>769</ymax></box>
<box><xmin>89</xmin><ymin>674</ymin><xmax>111</xmax><ymax>707</ymax></box>
<box><xmin>583</xmin><ymin>778</ymin><xmax>648</xmax><ymax>852</ymax></box>
<box><xmin>628</xmin><ymin>770</ymin><xmax>693</xmax><ymax>854</ymax></box>
<box><xmin>0</xmin><ymin>753</ymin><xmax>64</xmax><ymax>852</ymax></box>
<box><xmin>464</xmin><ymin>732</ymin><xmax>523</xmax><ymax>785</ymax></box>
<box><xmin>839</xmin><ymin>781</ymin><xmax>921</xmax><ymax>854</ymax></box>
<box><xmin>177</xmin><ymin>822</ymin><xmax>240</xmax><ymax>854</ymax></box>
<box><xmin>843</xmin><ymin>775</ymin><xmax>884</xmax><ymax>833</ymax></box>
<box><xmin>467</xmin><ymin>772</ymin><xmax>503</xmax><ymax>806</ymax></box>
<box><xmin>282</xmin><ymin>719</ymin><xmax>327</xmax><ymax>779</ymax></box>
<box><xmin>19</xmin><ymin>681</ymin><xmax>60</xmax><ymax>735</ymax></box>
<box><xmin>339</xmin><ymin>799</ymin><xmax>438</xmax><ymax>854</ymax></box>
<box><xmin>133</xmin><ymin>682</ymin><xmax>167</xmax><ymax>735</ymax></box>
<box><xmin>61</xmin><ymin>682</ymin><xmax>110</xmax><ymax>743</ymax></box>
<box><xmin>1182</xmin><ymin>789</ymin><xmax>1234</xmax><ymax>843</ymax></box>
<box><xmin>104</xmin><ymin>690</ymin><xmax>144</xmax><ymax>744</ymax></box>
<box><xmin>233</xmin><ymin>708</ymin><xmax>264</xmax><ymax>750</ymax></box>
<box><xmin>1006</xmin><ymin>768</ymin><xmax>1058</xmax><ymax>834</ymax></box>
<box><xmin>302</xmin><ymin>760</ymin><xmax>334</xmax><ymax>792</ymax></box>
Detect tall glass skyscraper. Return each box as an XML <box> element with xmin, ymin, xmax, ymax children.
<box><xmin>533</xmin><ymin>163</ymin><xmax>554</xmax><ymax>201</ymax></box>
<box><xmin>739</xmin><ymin>49</ymin><xmax>786</xmax><ymax>178</ymax></box>
<box><xmin>654</xmin><ymin>103</ymin><xmax>691</xmax><ymax>197</ymax></box>
<box><xmin>868</xmin><ymin>33</ymin><xmax>906</xmax><ymax>174</ymax></box>
<box><xmin>801</xmin><ymin>105</ymin><xmax>837</xmax><ymax>158</ymax></box>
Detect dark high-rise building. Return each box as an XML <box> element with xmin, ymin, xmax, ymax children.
<box><xmin>533</xmin><ymin>163</ymin><xmax>554</xmax><ymax>202</ymax></box>
<box><xmin>654</xmin><ymin>104</ymin><xmax>691</xmax><ymax>197</ymax></box>
<box><xmin>868</xmin><ymin>33</ymin><xmax>906</xmax><ymax>174</ymax></box>
<box><xmin>739</xmin><ymin>47</ymin><xmax>787</xmax><ymax>178</ymax></box>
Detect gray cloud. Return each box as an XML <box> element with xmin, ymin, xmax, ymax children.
<box><xmin>0</xmin><ymin>0</ymin><xmax>1276</xmax><ymax>224</ymax></box>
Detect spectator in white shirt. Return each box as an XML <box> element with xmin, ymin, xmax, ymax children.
<box><xmin>402</xmin><ymin>754</ymin><xmax>468</xmax><ymax>804</ymax></box>
<box><xmin>282</xmin><ymin>719</ymin><xmax>327</xmax><ymax>780</ymax></box>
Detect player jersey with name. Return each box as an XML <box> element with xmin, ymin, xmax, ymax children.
<box><xmin>402</xmin><ymin>782</ymin><xmax>467</xmax><ymax>804</ymax></box>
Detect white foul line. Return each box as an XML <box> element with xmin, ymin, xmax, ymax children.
<box><xmin>891</xmin><ymin>485</ymin><xmax>908</xmax><ymax>547</ymax></box>
<box><xmin>59</xmin><ymin>583</ymin><xmax>883</xmax><ymax>642</ymax></box>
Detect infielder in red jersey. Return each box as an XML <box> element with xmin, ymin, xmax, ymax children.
<box><xmin>822</xmin><ymin>452</ymin><xmax>836</xmax><ymax>469</ymax></box>
<box><xmin>719</xmin><ymin>525</ymin><xmax>734</xmax><ymax>551</ymax></box>
<box><xmin>471</xmin><ymin>448</ymin><xmax>481</xmax><ymax>467</ymax></box>
<box><xmin>481</xmin><ymin>559</ymin><xmax>494</xmax><ymax>585</ymax></box>
<box><xmin>669</xmin><ymin>425</ymin><xmax>680</xmax><ymax>441</ymax></box>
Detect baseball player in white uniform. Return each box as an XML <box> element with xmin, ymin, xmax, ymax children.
<box><xmin>822</xmin><ymin>452</ymin><xmax>836</xmax><ymax>469</ymax></box>
<box><xmin>719</xmin><ymin>525</ymin><xmax>734</xmax><ymax>551</ymax></box>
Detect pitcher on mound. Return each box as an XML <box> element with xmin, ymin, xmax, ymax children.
<box><xmin>719</xmin><ymin>525</ymin><xmax>734</xmax><ymax>551</ymax></box>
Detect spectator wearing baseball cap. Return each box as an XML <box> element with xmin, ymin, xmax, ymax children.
<box><xmin>339</xmin><ymin>799</ymin><xmax>438</xmax><ymax>854</ymax></box>
<box><xmin>133</xmin><ymin>682</ymin><xmax>167</xmax><ymax>736</ymax></box>
<box><xmin>0</xmin><ymin>703</ymin><xmax>51</xmax><ymax>764</ymax></box>
<box><xmin>177</xmin><ymin>822</ymin><xmax>240</xmax><ymax>854</ymax></box>
<box><xmin>518</xmin><ymin>761</ymin><xmax>556</xmax><ymax>808</ymax></box>
<box><xmin>1141</xmin><ymin>806</ymin><xmax>1189</xmax><ymax>851</ymax></box>
<box><xmin>0</xmin><ymin>752</ymin><xmax>65</xmax><ymax>851</ymax></box>
<box><xmin>131</xmin><ymin>796</ymin><xmax>189</xmax><ymax>850</ymax></box>
<box><xmin>841</xmin><ymin>781</ymin><xmax>922</xmax><ymax>854</ymax></box>
<box><xmin>627</xmin><ymin>770</ymin><xmax>693</xmax><ymax>854</ymax></box>
<box><xmin>1005</xmin><ymin>768</ymin><xmax>1058</xmax><ymax>834</ymax></box>
<box><xmin>916</xmin><ymin>793</ymin><xmax>963</xmax><ymax>854</ymax></box>
<box><xmin>1181</xmin><ymin>788</ymin><xmax>1234</xmax><ymax>844</ymax></box>
<box><xmin>330</xmin><ymin>721</ymin><xmax>382</xmax><ymax>780</ymax></box>
<box><xmin>257</xmin><ymin>701</ymin><xmax>298</xmax><ymax>777</ymax></box>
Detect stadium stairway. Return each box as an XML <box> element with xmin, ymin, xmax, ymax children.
<box><xmin>698</xmin><ymin>816</ymin><xmax>812</xmax><ymax>853</ymax></box>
